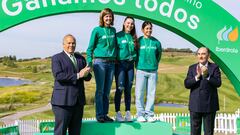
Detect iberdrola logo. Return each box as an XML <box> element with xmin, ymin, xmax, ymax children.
<box><xmin>217</xmin><ymin>26</ymin><xmax>238</xmax><ymax>44</ymax></box>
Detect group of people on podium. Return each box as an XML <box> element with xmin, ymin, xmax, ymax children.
<box><xmin>51</xmin><ymin>8</ymin><xmax>221</xmax><ymax>135</ymax></box>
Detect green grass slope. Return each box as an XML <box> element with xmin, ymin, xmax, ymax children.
<box><xmin>0</xmin><ymin>52</ymin><xmax>239</xmax><ymax>120</ymax></box>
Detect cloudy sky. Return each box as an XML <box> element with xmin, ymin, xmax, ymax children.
<box><xmin>0</xmin><ymin>0</ymin><xmax>239</xmax><ymax>59</ymax></box>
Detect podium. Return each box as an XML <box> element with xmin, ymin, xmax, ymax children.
<box><xmin>82</xmin><ymin>120</ymin><xmax>172</xmax><ymax>135</ymax></box>
<box><xmin>34</xmin><ymin>120</ymin><xmax>173</xmax><ymax>135</ymax></box>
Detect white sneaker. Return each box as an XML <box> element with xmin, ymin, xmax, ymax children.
<box><xmin>125</xmin><ymin>111</ymin><xmax>132</xmax><ymax>122</ymax></box>
<box><xmin>137</xmin><ymin>116</ymin><xmax>146</xmax><ymax>122</ymax></box>
<box><xmin>115</xmin><ymin>111</ymin><xmax>124</xmax><ymax>122</ymax></box>
<box><xmin>146</xmin><ymin>116</ymin><xmax>156</xmax><ymax>122</ymax></box>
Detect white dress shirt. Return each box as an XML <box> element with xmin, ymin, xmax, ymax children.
<box><xmin>195</xmin><ymin>62</ymin><xmax>210</xmax><ymax>81</ymax></box>
<box><xmin>64</xmin><ymin>51</ymin><xmax>80</xmax><ymax>79</ymax></box>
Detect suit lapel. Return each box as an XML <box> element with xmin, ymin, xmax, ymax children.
<box><xmin>207</xmin><ymin>62</ymin><xmax>213</xmax><ymax>76</ymax></box>
<box><xmin>61</xmin><ymin>51</ymin><xmax>77</xmax><ymax>72</ymax></box>
<box><xmin>193</xmin><ymin>63</ymin><xmax>198</xmax><ymax>77</ymax></box>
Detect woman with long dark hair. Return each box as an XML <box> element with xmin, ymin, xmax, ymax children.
<box><xmin>114</xmin><ymin>16</ymin><xmax>138</xmax><ymax>122</ymax></box>
<box><xmin>135</xmin><ymin>21</ymin><xmax>162</xmax><ymax>122</ymax></box>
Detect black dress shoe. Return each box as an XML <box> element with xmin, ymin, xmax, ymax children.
<box><xmin>97</xmin><ymin>117</ymin><xmax>105</xmax><ymax>123</ymax></box>
<box><xmin>104</xmin><ymin>116</ymin><xmax>114</xmax><ymax>122</ymax></box>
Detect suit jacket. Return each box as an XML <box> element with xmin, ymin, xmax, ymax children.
<box><xmin>51</xmin><ymin>51</ymin><xmax>91</xmax><ymax>106</ymax></box>
<box><xmin>184</xmin><ymin>62</ymin><xmax>221</xmax><ymax>112</ymax></box>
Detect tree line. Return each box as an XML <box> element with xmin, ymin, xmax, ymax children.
<box><xmin>0</xmin><ymin>48</ymin><xmax>193</xmax><ymax>67</ymax></box>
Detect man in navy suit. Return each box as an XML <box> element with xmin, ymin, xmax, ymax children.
<box><xmin>51</xmin><ymin>34</ymin><xmax>91</xmax><ymax>135</ymax></box>
<box><xmin>184</xmin><ymin>47</ymin><xmax>221</xmax><ymax>135</ymax></box>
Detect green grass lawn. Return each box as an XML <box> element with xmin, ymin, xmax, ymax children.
<box><xmin>1</xmin><ymin>52</ymin><xmax>240</xmax><ymax>120</ymax></box>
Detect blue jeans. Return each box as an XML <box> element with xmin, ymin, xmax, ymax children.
<box><xmin>114</xmin><ymin>60</ymin><xmax>134</xmax><ymax>112</ymax></box>
<box><xmin>135</xmin><ymin>69</ymin><xmax>158</xmax><ymax>117</ymax></box>
<box><xmin>93</xmin><ymin>59</ymin><xmax>115</xmax><ymax>119</ymax></box>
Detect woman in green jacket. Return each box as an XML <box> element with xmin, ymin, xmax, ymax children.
<box><xmin>86</xmin><ymin>8</ymin><xmax>116</xmax><ymax>123</ymax></box>
<box><xmin>115</xmin><ymin>16</ymin><xmax>138</xmax><ymax>122</ymax></box>
<box><xmin>135</xmin><ymin>21</ymin><xmax>162</xmax><ymax>123</ymax></box>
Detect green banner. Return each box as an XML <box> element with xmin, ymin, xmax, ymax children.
<box><xmin>0</xmin><ymin>0</ymin><xmax>239</xmax><ymax>95</ymax></box>
<box><xmin>39</xmin><ymin>122</ymin><xmax>55</xmax><ymax>133</ymax></box>
<box><xmin>175</xmin><ymin>116</ymin><xmax>191</xmax><ymax>133</ymax></box>
<box><xmin>0</xmin><ymin>126</ymin><xmax>19</xmax><ymax>135</ymax></box>
<box><xmin>237</xmin><ymin>118</ymin><xmax>240</xmax><ymax>134</ymax></box>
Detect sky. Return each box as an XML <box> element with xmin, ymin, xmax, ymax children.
<box><xmin>0</xmin><ymin>0</ymin><xmax>239</xmax><ymax>59</ymax></box>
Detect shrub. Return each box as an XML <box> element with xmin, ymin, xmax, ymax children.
<box><xmin>32</xmin><ymin>66</ymin><xmax>38</xmax><ymax>73</ymax></box>
<box><xmin>0</xmin><ymin>91</ymin><xmax>42</xmax><ymax>104</ymax></box>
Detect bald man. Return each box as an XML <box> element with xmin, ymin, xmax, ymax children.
<box><xmin>184</xmin><ymin>47</ymin><xmax>221</xmax><ymax>135</ymax></box>
<box><xmin>51</xmin><ymin>34</ymin><xmax>91</xmax><ymax>135</ymax></box>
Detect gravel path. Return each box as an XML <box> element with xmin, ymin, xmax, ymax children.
<box><xmin>0</xmin><ymin>103</ymin><xmax>51</xmax><ymax>125</ymax></box>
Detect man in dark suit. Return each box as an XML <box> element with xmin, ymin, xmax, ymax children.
<box><xmin>184</xmin><ymin>47</ymin><xmax>221</xmax><ymax>135</ymax></box>
<box><xmin>51</xmin><ymin>34</ymin><xmax>91</xmax><ymax>135</ymax></box>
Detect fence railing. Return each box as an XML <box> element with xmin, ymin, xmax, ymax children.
<box><xmin>1</xmin><ymin>109</ymin><xmax>240</xmax><ymax>135</ymax></box>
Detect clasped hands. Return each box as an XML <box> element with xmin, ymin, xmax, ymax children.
<box><xmin>196</xmin><ymin>65</ymin><xmax>209</xmax><ymax>79</ymax></box>
<box><xmin>79</xmin><ymin>66</ymin><xmax>91</xmax><ymax>78</ymax></box>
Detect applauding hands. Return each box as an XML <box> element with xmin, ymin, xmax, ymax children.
<box><xmin>201</xmin><ymin>65</ymin><xmax>209</xmax><ymax>78</ymax></box>
<box><xmin>79</xmin><ymin>66</ymin><xmax>91</xmax><ymax>78</ymax></box>
<box><xmin>196</xmin><ymin>64</ymin><xmax>209</xmax><ymax>79</ymax></box>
